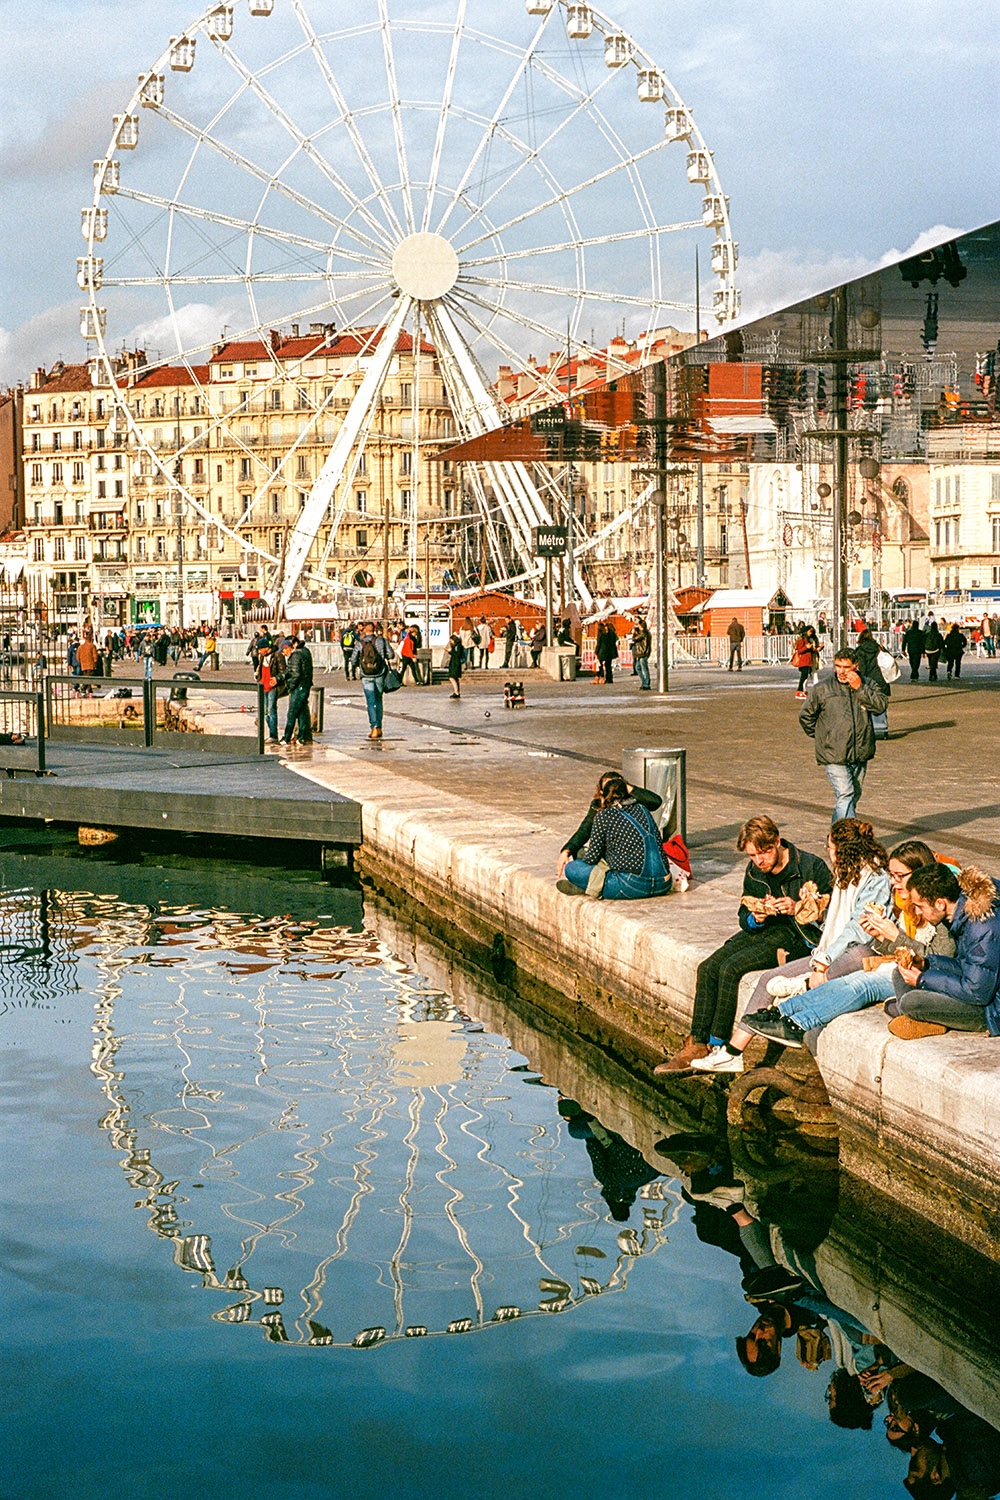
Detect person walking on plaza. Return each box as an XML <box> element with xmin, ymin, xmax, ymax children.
<box><xmin>727</xmin><ymin>616</ymin><xmax>745</xmax><ymax>671</ymax></box>
<box><xmin>502</xmin><ymin>616</ymin><xmax>517</xmax><ymax>668</ymax></box>
<box><xmin>595</xmin><ymin>619</ymin><xmax>618</xmax><ymax>683</ymax></box>
<box><xmin>279</xmin><ymin>635</ymin><xmax>314</xmax><ymax>746</ymax></box>
<box><xmin>992</xmin><ymin>612</ymin><xmax>1000</xmax><ymax>657</ymax></box>
<box><xmin>901</xmin><ymin>618</ymin><xmax>924</xmax><ymax>681</ymax></box>
<box><xmin>799</xmin><ymin>647</ymin><xmax>888</xmax><ymax>822</ymax></box>
<box><xmin>446</xmin><ymin>631</ymin><xmax>465</xmax><ymax>699</ymax></box>
<box><xmin>943</xmin><ymin>623</ymin><xmax>967</xmax><ymax>679</ymax></box>
<box><xmin>257</xmin><ymin>636</ymin><xmax>287</xmax><ymax>745</ymax></box>
<box><xmin>979</xmin><ymin>613</ymin><xmax>995</xmax><ymax>658</ymax></box>
<box><xmin>854</xmin><ymin>621</ymin><xmax>889</xmax><ymax>738</ymax></box>
<box><xmin>351</xmin><ymin>621</ymin><xmax>394</xmax><ymax>739</ymax></box>
<box><xmin>476</xmin><ymin>615</ymin><xmax>493</xmax><ymax>668</ymax></box>
<box><xmin>460</xmin><ymin>618</ymin><xmax>478</xmax><ymax>666</ymax></box>
<box><xmin>529</xmin><ymin>623</ymin><xmax>546</xmax><ymax>668</ymax></box>
<box><xmin>196</xmin><ymin>628</ymin><xmax>216</xmax><ymax>672</ymax></box>
<box><xmin>399</xmin><ymin>625</ymin><xmax>422</xmax><ymax>685</ymax></box>
<box><xmin>631</xmin><ymin>615</ymin><xmax>652</xmax><ymax>690</ymax></box>
<box><xmin>791</xmin><ymin>624</ymin><xmax>819</xmax><ymax>699</ymax></box>
<box><xmin>923</xmin><ymin>617</ymin><xmax>944</xmax><ymax>680</ymax></box>
<box><xmin>653</xmin><ymin>814</ymin><xmax>832</xmax><ymax>1073</ymax></box>
<box><xmin>340</xmin><ymin>621</ymin><xmax>358</xmax><ymax>679</ymax></box>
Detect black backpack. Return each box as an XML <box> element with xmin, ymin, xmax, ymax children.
<box><xmin>359</xmin><ymin>637</ymin><xmax>381</xmax><ymax>675</ymax></box>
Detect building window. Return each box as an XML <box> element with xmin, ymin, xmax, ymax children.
<box><xmin>239</xmin><ymin>457</ymin><xmax>252</xmax><ymax>480</ymax></box>
<box><xmin>296</xmin><ymin>455</ymin><xmax>309</xmax><ymax>478</ymax></box>
<box><xmin>401</xmin><ymin>489</ymin><xmax>411</xmax><ymax>515</ymax></box>
<box><xmin>444</xmin><ymin>489</ymin><xmax>453</xmax><ymax>515</ymax></box>
<box><xmin>114</xmin><ymin>480</ymin><xmax>124</xmax><ymax>498</ymax></box>
<box><xmin>356</xmin><ymin>452</ymin><xmax>366</xmax><ymax>476</ymax></box>
<box><xmin>271</xmin><ymin>493</ymin><xmax>280</xmax><ymax>516</ymax></box>
<box><xmin>953</xmin><ymin>516</ymin><xmax>960</xmax><ymax>549</ymax></box>
<box><xmin>52</xmin><ymin>432</ymin><xmax>61</xmax><ymax>451</ymax></box>
<box><xmin>135</xmin><ymin>536</ymin><xmax>145</xmax><ymax>559</ymax></box>
<box><xmin>52</xmin><ymin>462</ymin><xmax>63</xmax><ymax>483</ymax></box>
<box><xmin>75</xmin><ymin>537</ymin><xmax>86</xmax><ymax>561</ymax></box>
<box><xmin>72</xmin><ymin>461</ymin><xmax>85</xmax><ymax>484</ymax></box>
<box><xmin>114</xmin><ymin>454</ymin><xmax>123</xmax><ymax>470</ymax></box>
<box><xmin>993</xmin><ymin>565</ymin><xmax>1000</xmax><ymax>586</ymax></box>
<box><xmin>30</xmin><ymin>463</ymin><xmax>42</xmax><ymax>486</ymax></box>
<box><xmin>356</xmin><ymin>529</ymin><xmax>367</xmax><ymax>550</ymax></box>
<box><xmin>400</xmin><ymin>383</ymin><xmax>411</xmax><ymax>403</ymax></box>
<box><xmin>97</xmin><ymin>480</ymin><xmax>107</xmax><ymax>499</ymax></box>
<box><xmin>55</xmin><ymin>537</ymin><xmax>65</xmax><ymax>562</ymax></box>
<box><xmin>993</xmin><ymin>517</ymin><xmax>1000</xmax><ymax>552</ymax></box>
<box><xmin>33</xmin><ymin>539</ymin><xmax>44</xmax><ymax>562</ymax></box>
<box><xmin>355</xmin><ymin>490</ymin><xmax>366</xmax><ymax>513</ymax></box>
<box><xmin>934</xmin><ymin>519</ymin><xmax>941</xmax><ymax>549</ymax></box>
<box><xmin>400</xmin><ymin>450</ymin><xmax>412</xmax><ymax>475</ymax></box>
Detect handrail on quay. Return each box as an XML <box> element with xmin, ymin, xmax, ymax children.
<box><xmin>0</xmin><ymin>688</ymin><xmax>47</xmax><ymax>772</ymax></box>
<box><xmin>42</xmin><ymin>674</ymin><xmax>269</xmax><ymax>756</ymax></box>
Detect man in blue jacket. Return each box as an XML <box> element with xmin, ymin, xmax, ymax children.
<box><xmin>886</xmin><ymin>862</ymin><xmax>1000</xmax><ymax>1038</ymax></box>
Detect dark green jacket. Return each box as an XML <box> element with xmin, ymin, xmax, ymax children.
<box><xmin>799</xmin><ymin>670</ymin><xmax>888</xmax><ymax>766</ymax></box>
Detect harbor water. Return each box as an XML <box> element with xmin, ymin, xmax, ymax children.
<box><xmin>1</xmin><ymin>829</ymin><xmax>997</xmax><ymax>1499</ymax></box>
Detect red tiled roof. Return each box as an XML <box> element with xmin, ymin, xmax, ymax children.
<box><xmin>131</xmin><ymin>364</ymin><xmax>209</xmax><ymax>388</ymax></box>
<box><xmin>36</xmin><ymin>364</ymin><xmax>92</xmax><ymax>393</ymax></box>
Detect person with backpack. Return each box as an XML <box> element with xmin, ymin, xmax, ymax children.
<box><xmin>340</xmin><ymin>622</ymin><xmax>357</xmax><ymax>680</ymax></box>
<box><xmin>257</xmin><ymin>638</ymin><xmax>288</xmax><ymax>744</ymax></box>
<box><xmin>350</xmin><ymin>621</ymin><xmax>395</xmax><ymax>740</ymax></box>
<box><xmin>279</xmin><ymin>636</ymin><xmax>314</xmax><ymax>746</ymax></box>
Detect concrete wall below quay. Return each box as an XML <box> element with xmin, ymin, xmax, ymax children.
<box><xmin>289</xmin><ymin>748</ymin><xmax>1000</xmax><ymax>1262</ymax></box>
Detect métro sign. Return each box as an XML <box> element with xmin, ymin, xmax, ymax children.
<box><xmin>532</xmin><ymin>525</ymin><xmax>568</xmax><ymax>558</ymax></box>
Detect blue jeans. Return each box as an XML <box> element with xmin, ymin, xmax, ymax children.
<box><xmin>144</xmin><ymin>656</ymin><xmax>153</xmax><ymax>680</ymax></box>
<box><xmin>362</xmin><ymin>673</ymin><xmax>384</xmax><ymax>730</ymax></box>
<box><xmin>564</xmin><ymin>858</ymin><xmax>670</xmax><ymax>900</ymax></box>
<box><xmin>263</xmin><ymin>687</ymin><xmax>279</xmax><ymax>740</ymax></box>
<box><xmin>635</xmin><ymin>655</ymin><xmax>650</xmax><ymax>689</ymax></box>
<box><xmin>779</xmin><ymin>966</ymin><xmax>895</xmax><ymax>1033</ymax></box>
<box><xmin>824</xmin><ymin>761</ymin><xmax>867</xmax><ymax>821</ymax></box>
<box><xmin>283</xmin><ymin>685</ymin><xmax>312</xmax><ymax>741</ymax></box>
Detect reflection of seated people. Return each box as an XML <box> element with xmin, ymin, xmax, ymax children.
<box><xmin>558</xmin><ymin>1099</ymin><xmax>660</xmax><ymax>1221</ymax></box>
<box><xmin>887</xmin><ymin>1371</ymin><xmax>1000</xmax><ymax>1500</ymax></box>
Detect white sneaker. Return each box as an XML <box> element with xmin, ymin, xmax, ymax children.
<box><xmin>766</xmin><ymin>973</ymin><xmax>809</xmax><ymax>1000</ymax></box>
<box><xmin>689</xmin><ymin>1046</ymin><xmax>744</xmax><ymax>1074</ymax></box>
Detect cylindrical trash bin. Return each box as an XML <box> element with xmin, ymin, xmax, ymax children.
<box><xmin>621</xmin><ymin>746</ymin><xmax>686</xmax><ymax>842</ymax></box>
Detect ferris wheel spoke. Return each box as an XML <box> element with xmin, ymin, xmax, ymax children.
<box><xmin>445</xmin><ymin>55</ymin><xmax>621</xmax><ymax>247</ymax></box>
<box><xmin>288</xmin><ymin>0</ymin><xmax>406</xmax><ymax>244</ymax></box>
<box><xmin>377</xmin><ymin>0</ymin><xmax>415</xmax><ymax>236</ymax></box>
<box><xmin>455</xmin><ymin>140</ymin><xmax>670</xmax><ymax>256</ymax></box>
<box><xmin>150</xmin><ymin>98</ymin><xmax>389</xmax><ymax>262</ymax></box>
<box><xmin>279</xmin><ymin>296</ymin><xmax>414</xmax><ymax>611</ymax></box>
<box><xmin>421</xmin><ymin>0</ymin><xmax>467</xmax><ymax>233</ymax></box>
<box><xmin>117</xmin><ymin>187</ymin><xmax>345</xmax><ymax>260</ymax></box>
<box><xmin>466</xmin><ymin>274</ymin><xmax>693</xmax><ymax>313</ymax></box>
<box><xmin>105</xmin><ymin>271</ymin><xmax>367</xmax><ymax>287</ymax></box>
<box><xmin>433</xmin><ymin>9</ymin><xmax>554</xmax><ymax>239</ymax></box>
<box><xmin>211</xmin><ymin>35</ymin><xmax>400</xmax><ymax>255</ymax></box>
<box><xmin>462</xmin><ymin>222</ymin><xmax>702</xmax><ymax>269</ymax></box>
<box><xmin>445</xmin><ymin>295</ymin><xmax>568</xmax><ymax>406</ymax></box>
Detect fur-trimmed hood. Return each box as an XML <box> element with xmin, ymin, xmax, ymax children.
<box><xmin>958</xmin><ymin>866</ymin><xmax>999</xmax><ymax>922</ymax></box>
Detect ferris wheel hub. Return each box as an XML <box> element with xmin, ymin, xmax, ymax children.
<box><xmin>391</xmin><ymin>233</ymin><xmax>459</xmax><ymax>301</ymax></box>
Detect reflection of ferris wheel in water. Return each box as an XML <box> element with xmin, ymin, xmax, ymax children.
<box><xmin>81</xmin><ymin>0</ymin><xmax>738</xmax><ymax>607</ymax></box>
<box><xmin>87</xmin><ymin>910</ymin><xmax>683</xmax><ymax>1349</ymax></box>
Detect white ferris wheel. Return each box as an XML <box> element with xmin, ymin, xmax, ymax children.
<box><xmin>80</xmin><ymin>0</ymin><xmax>738</xmax><ymax>609</ymax></box>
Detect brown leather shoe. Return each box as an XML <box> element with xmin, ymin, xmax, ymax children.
<box><xmin>654</xmin><ymin>1036</ymin><xmax>710</xmax><ymax>1074</ymax></box>
<box><xmin>888</xmin><ymin>1016</ymin><xmax>947</xmax><ymax>1040</ymax></box>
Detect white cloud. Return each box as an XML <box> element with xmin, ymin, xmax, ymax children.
<box><xmin>0</xmin><ymin>301</ymin><xmax>84</xmax><ymax>388</ymax></box>
<box><xmin>120</xmin><ymin>302</ymin><xmax>241</xmax><ymax>365</ymax></box>
<box><xmin>736</xmin><ymin>224</ymin><xmax>970</xmax><ymax>324</ymax></box>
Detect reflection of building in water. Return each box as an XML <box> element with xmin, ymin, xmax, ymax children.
<box><xmin>0</xmin><ymin>885</ymin><xmax>88</xmax><ymax>1008</ymax></box>
<box><xmin>89</xmin><ymin>899</ymin><xmax>682</xmax><ymax>1348</ymax></box>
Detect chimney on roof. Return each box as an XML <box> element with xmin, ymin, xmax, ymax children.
<box><xmin>269</xmin><ymin>329</ymin><xmax>280</xmax><ymax>351</ymax></box>
<box><xmin>309</xmin><ymin>323</ymin><xmax>324</xmax><ymax>336</ymax></box>
<box><xmin>53</xmin><ymin>360</ymin><xmax>65</xmax><ymax>376</ymax></box>
<box><xmin>291</xmin><ymin>324</ymin><xmax>299</xmax><ymax>338</ymax></box>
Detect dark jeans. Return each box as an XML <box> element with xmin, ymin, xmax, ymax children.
<box><xmin>897</xmin><ymin>987</ymin><xmax>989</xmax><ymax>1032</ymax></box>
<box><xmin>342</xmin><ymin>651</ymin><xmax>355</xmax><ymax>680</ymax></box>
<box><xmin>907</xmin><ymin>652</ymin><xmax>921</xmax><ymax>681</ymax></box>
<box><xmin>728</xmin><ymin>643</ymin><xmax>743</xmax><ymax>669</ymax></box>
<box><xmin>400</xmin><ymin>657</ymin><xmax>421</xmax><ymax>684</ymax></box>
<box><xmin>691</xmin><ymin>924</ymin><xmax>808</xmax><ymax>1044</ymax></box>
<box><xmin>945</xmin><ymin>656</ymin><xmax>962</xmax><ymax>678</ymax></box>
<box><xmin>926</xmin><ymin>650</ymin><xmax>940</xmax><ymax>680</ymax></box>
<box><xmin>597</xmin><ymin>658</ymin><xmax>614</xmax><ymax>683</ymax></box>
<box><xmin>283</xmin><ymin>685</ymin><xmax>312</xmax><ymax>742</ymax></box>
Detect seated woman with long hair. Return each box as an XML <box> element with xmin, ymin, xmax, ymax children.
<box><xmin>558</xmin><ymin>773</ymin><xmax>671</xmax><ymax>900</ymax></box>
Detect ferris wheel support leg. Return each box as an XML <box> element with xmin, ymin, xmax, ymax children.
<box><xmin>278</xmin><ymin>295</ymin><xmax>413</xmax><ymax>613</ymax></box>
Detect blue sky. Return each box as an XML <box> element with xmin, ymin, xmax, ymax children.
<box><xmin>1</xmin><ymin>0</ymin><xmax>996</xmax><ymax>384</ymax></box>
